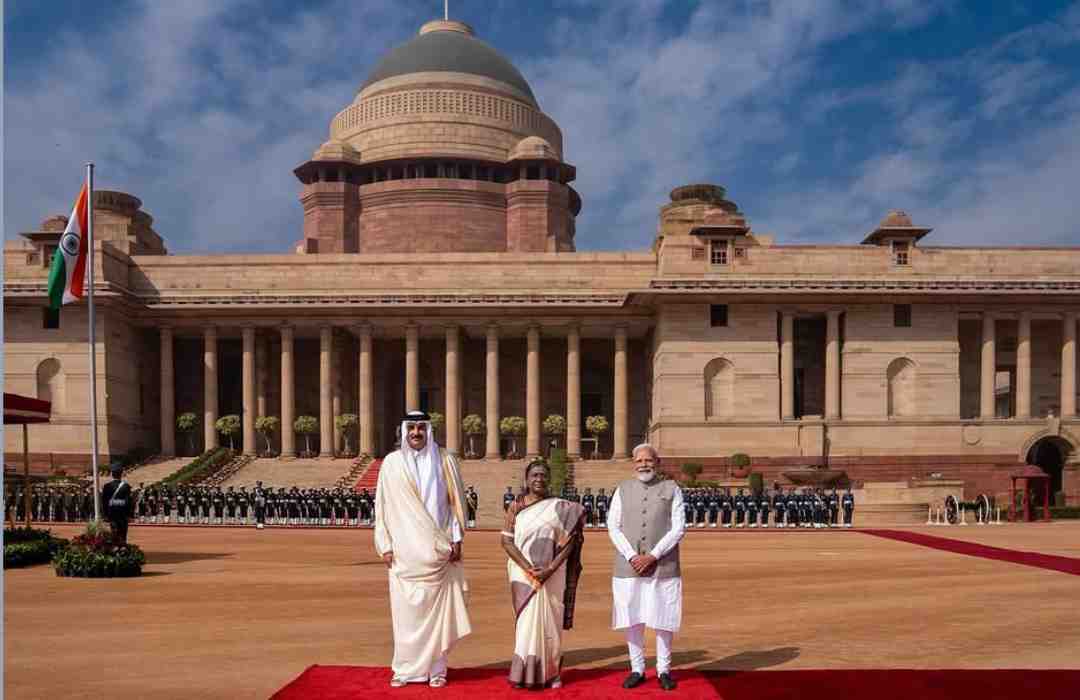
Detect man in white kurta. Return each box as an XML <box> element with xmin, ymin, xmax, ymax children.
<box><xmin>607</xmin><ymin>444</ymin><xmax>686</xmax><ymax>691</ymax></box>
<box><xmin>374</xmin><ymin>411</ymin><xmax>472</xmax><ymax>688</ymax></box>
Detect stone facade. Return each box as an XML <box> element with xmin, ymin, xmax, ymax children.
<box><xmin>4</xmin><ymin>18</ymin><xmax>1079</xmax><ymax>506</ymax></box>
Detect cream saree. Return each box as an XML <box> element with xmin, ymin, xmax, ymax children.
<box><xmin>504</xmin><ymin>496</ymin><xmax>586</xmax><ymax>688</ymax></box>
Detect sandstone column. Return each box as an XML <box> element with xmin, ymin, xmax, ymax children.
<box><xmin>320</xmin><ymin>325</ymin><xmax>334</xmax><ymax>457</ymax></box>
<box><xmin>825</xmin><ymin>310</ymin><xmax>841</xmax><ymax>420</ymax></box>
<box><xmin>159</xmin><ymin>326</ymin><xmax>175</xmax><ymax>457</ymax></box>
<box><xmin>1017</xmin><ymin>311</ymin><xmax>1031</xmax><ymax>419</ymax></box>
<box><xmin>280</xmin><ymin>325</ymin><xmax>296</xmax><ymax>458</ymax></box>
<box><xmin>781</xmin><ymin>313</ymin><xmax>795</xmax><ymax>420</ymax></box>
<box><xmin>1063</xmin><ymin>312</ymin><xmax>1077</xmax><ymax>418</ymax></box>
<box><xmin>526</xmin><ymin>325</ymin><xmax>541</xmax><ymax>458</ymax></box>
<box><xmin>566</xmin><ymin>324</ymin><xmax>581</xmax><ymax>460</ymax></box>
<box><xmin>242</xmin><ymin>326</ymin><xmax>256</xmax><ymax>455</ymax></box>
<box><xmin>406</xmin><ymin>323</ymin><xmax>420</xmax><ymax>411</ymax></box>
<box><xmin>980</xmin><ymin>313</ymin><xmax>996</xmax><ymax>419</ymax></box>
<box><xmin>445</xmin><ymin>325</ymin><xmax>461</xmax><ymax>456</ymax></box>
<box><xmin>486</xmin><ymin>323</ymin><xmax>500</xmax><ymax>459</ymax></box>
<box><xmin>332</xmin><ymin>334</ymin><xmax>342</xmax><ymax>454</ymax></box>
<box><xmin>256</xmin><ymin>334</ymin><xmax>268</xmax><ymax>421</ymax></box>
<box><xmin>358</xmin><ymin>324</ymin><xmax>374</xmax><ymax>456</ymax></box>
<box><xmin>613</xmin><ymin>325</ymin><xmax>629</xmax><ymax>459</ymax></box>
<box><xmin>203</xmin><ymin>326</ymin><xmax>219</xmax><ymax>450</ymax></box>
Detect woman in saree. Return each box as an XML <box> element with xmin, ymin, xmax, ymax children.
<box><xmin>501</xmin><ymin>459</ymin><xmax>587</xmax><ymax>689</ymax></box>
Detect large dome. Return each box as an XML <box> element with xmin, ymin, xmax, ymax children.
<box><xmin>361</xmin><ymin>20</ymin><xmax>537</xmax><ymax>107</ymax></box>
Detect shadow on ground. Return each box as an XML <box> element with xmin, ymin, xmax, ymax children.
<box><xmin>143</xmin><ymin>551</ymin><xmax>234</xmax><ymax>565</ymax></box>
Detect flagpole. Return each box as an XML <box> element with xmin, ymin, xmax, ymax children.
<box><xmin>87</xmin><ymin>162</ymin><xmax>101</xmax><ymax>522</ymax></box>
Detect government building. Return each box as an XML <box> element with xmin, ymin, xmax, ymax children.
<box><xmin>5</xmin><ymin>19</ymin><xmax>1079</xmax><ymax>506</ymax></box>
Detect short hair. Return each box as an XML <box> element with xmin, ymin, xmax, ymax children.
<box><xmin>524</xmin><ymin>458</ymin><xmax>550</xmax><ymax>482</ymax></box>
<box><xmin>631</xmin><ymin>443</ymin><xmax>659</xmax><ymax>460</ymax></box>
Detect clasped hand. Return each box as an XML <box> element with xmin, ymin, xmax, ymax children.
<box><xmin>526</xmin><ymin>563</ymin><xmax>556</xmax><ymax>584</ymax></box>
<box><xmin>629</xmin><ymin>553</ymin><xmax>657</xmax><ymax>576</ymax></box>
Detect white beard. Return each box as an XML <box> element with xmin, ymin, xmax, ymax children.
<box><xmin>636</xmin><ymin>469</ymin><xmax>656</xmax><ymax>483</ymax></box>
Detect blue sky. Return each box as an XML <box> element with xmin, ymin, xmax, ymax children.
<box><xmin>5</xmin><ymin>0</ymin><xmax>1080</xmax><ymax>254</ymax></box>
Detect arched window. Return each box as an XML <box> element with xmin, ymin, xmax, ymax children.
<box><xmin>36</xmin><ymin>358</ymin><xmax>65</xmax><ymax>413</ymax></box>
<box><xmin>887</xmin><ymin>357</ymin><xmax>917</xmax><ymax>417</ymax></box>
<box><xmin>704</xmin><ymin>358</ymin><xmax>735</xmax><ymax>419</ymax></box>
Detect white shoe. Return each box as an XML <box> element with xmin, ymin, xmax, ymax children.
<box><xmin>750</xmin><ymin>524</ymin><xmax>757</xmax><ymax>528</ymax></box>
<box><xmin>257</xmin><ymin>523</ymin><xmax>264</xmax><ymax>529</ymax></box>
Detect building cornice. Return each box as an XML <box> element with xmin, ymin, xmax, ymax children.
<box><xmin>641</xmin><ymin>277</ymin><xmax>1080</xmax><ymax>295</ymax></box>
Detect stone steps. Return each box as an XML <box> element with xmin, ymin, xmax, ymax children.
<box><xmin>217</xmin><ymin>458</ymin><xmax>357</xmax><ymax>489</ymax></box>
<box><xmin>134</xmin><ymin>458</ymin><xmax>195</xmax><ymax>486</ymax></box>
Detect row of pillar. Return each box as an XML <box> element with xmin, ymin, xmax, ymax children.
<box><xmin>159</xmin><ymin>323</ymin><xmax>630</xmax><ymax>460</ymax></box>
<box><xmin>986</xmin><ymin>312</ymin><xmax>1078</xmax><ymax>419</ymax></box>
<box><xmin>779</xmin><ymin>311</ymin><xmax>842</xmax><ymax>420</ymax></box>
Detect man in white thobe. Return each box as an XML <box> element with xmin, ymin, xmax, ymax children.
<box><xmin>607</xmin><ymin>444</ymin><xmax>686</xmax><ymax>691</ymax></box>
<box><xmin>374</xmin><ymin>410</ymin><xmax>472</xmax><ymax>688</ymax></box>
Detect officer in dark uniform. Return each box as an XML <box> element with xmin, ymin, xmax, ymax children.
<box><xmin>785</xmin><ymin>488</ymin><xmax>798</xmax><ymax>528</ymax></box>
<box><xmin>161</xmin><ymin>487</ymin><xmax>173</xmax><ymax>524</ymax></box>
<box><xmin>254</xmin><ymin>481</ymin><xmax>267</xmax><ymax>529</ymax></box>
<box><xmin>345</xmin><ymin>490</ymin><xmax>359</xmax><ymax>527</ymax></box>
<box><xmin>759</xmin><ymin>489</ymin><xmax>771</xmax><ymax>528</ymax></box>
<box><xmin>828</xmin><ymin>488</ymin><xmax>840</xmax><ymax>527</ymax></box>
<box><xmin>734</xmin><ymin>488</ymin><xmax>747</xmax><ymax>528</ymax></box>
<box><xmin>81</xmin><ymin>487</ymin><xmax>93</xmax><ymax>523</ymax></box>
<box><xmin>692</xmin><ymin>489</ymin><xmax>707</xmax><ymax>528</ymax></box>
<box><xmin>842</xmin><ymin>487</ymin><xmax>855</xmax><ymax>527</ymax></box>
<box><xmin>747</xmin><ymin>489</ymin><xmax>759</xmax><ymax>528</ymax></box>
<box><xmin>682</xmin><ymin>487</ymin><xmax>694</xmax><ymax>525</ymax></box>
<box><xmin>465</xmin><ymin>486</ymin><xmax>478</xmax><ymax>528</ymax></box>
<box><xmin>595</xmin><ymin>488</ymin><xmax>609</xmax><ymax>528</ymax></box>
<box><xmin>101</xmin><ymin>464</ymin><xmax>134</xmax><ymax>545</ymax></box>
<box><xmin>238</xmin><ymin>486</ymin><xmax>250</xmax><ymax>524</ymax></box>
<box><xmin>799</xmin><ymin>489</ymin><xmax>812</xmax><ymax>528</ymax></box>
<box><xmin>503</xmin><ymin>486</ymin><xmax>515</xmax><ymax>512</ymax></box>
<box><xmin>582</xmin><ymin>488</ymin><xmax>595</xmax><ymax>528</ymax></box>
<box><xmin>704</xmin><ymin>489</ymin><xmax>718</xmax><ymax>528</ymax></box>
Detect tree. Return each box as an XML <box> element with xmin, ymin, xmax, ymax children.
<box><xmin>428</xmin><ymin>412</ymin><xmax>445</xmax><ymax>443</ymax></box>
<box><xmin>462</xmin><ymin>414</ymin><xmax>485</xmax><ymax>458</ymax></box>
<box><xmin>585</xmin><ymin>415</ymin><xmax>610</xmax><ymax>459</ymax></box>
<box><xmin>255</xmin><ymin>416</ymin><xmax>279</xmax><ymax>456</ymax></box>
<box><xmin>499</xmin><ymin>416</ymin><xmax>526</xmax><ymax>458</ymax></box>
<box><xmin>294</xmin><ymin>415</ymin><xmax>318</xmax><ymax>457</ymax></box>
<box><xmin>542</xmin><ymin>414</ymin><xmax>567</xmax><ymax>453</ymax></box>
<box><xmin>335</xmin><ymin>413</ymin><xmax>358</xmax><ymax>456</ymax></box>
<box><xmin>176</xmin><ymin>412</ymin><xmax>198</xmax><ymax>455</ymax></box>
<box><xmin>214</xmin><ymin>415</ymin><xmax>241</xmax><ymax>451</ymax></box>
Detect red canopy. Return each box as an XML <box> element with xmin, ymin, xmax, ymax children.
<box><xmin>3</xmin><ymin>393</ymin><xmax>51</xmax><ymax>424</ymax></box>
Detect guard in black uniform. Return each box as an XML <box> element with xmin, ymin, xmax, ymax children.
<box><xmin>360</xmin><ymin>488</ymin><xmax>373</xmax><ymax>525</ymax></box>
<box><xmin>254</xmin><ymin>481</ymin><xmax>267</xmax><ymax>529</ymax></box>
<box><xmin>734</xmin><ymin>489</ymin><xmax>747</xmax><ymax>528</ymax></box>
<box><xmin>101</xmin><ymin>464</ymin><xmax>134</xmax><ymax>545</ymax></box>
<box><xmin>683</xmin><ymin>488</ymin><xmax>694</xmax><ymax>525</ymax></box>
<box><xmin>799</xmin><ymin>489</ymin><xmax>812</xmax><ymax>528</ymax></box>
<box><xmin>582</xmin><ymin>488</ymin><xmax>595</xmax><ymax>528</ymax></box>
<box><xmin>503</xmin><ymin>486</ymin><xmax>515</xmax><ymax>512</ymax></box>
<box><xmin>595</xmin><ymin>488</ymin><xmax>609</xmax><ymax>528</ymax></box>
<box><xmin>785</xmin><ymin>488</ymin><xmax>799</xmax><ymax>528</ymax></box>
<box><xmin>465</xmin><ymin>486</ymin><xmax>478</xmax><ymax>528</ymax></box>
<box><xmin>842</xmin><ymin>487</ymin><xmax>855</xmax><ymax>527</ymax></box>
<box><xmin>704</xmin><ymin>489</ymin><xmax>718</xmax><ymax>528</ymax></box>
<box><xmin>758</xmin><ymin>490</ymin><xmax>771</xmax><ymax>528</ymax></box>
<box><xmin>693</xmin><ymin>489</ymin><xmax>708</xmax><ymax>528</ymax></box>
<box><xmin>828</xmin><ymin>488</ymin><xmax>840</xmax><ymax>527</ymax></box>
<box><xmin>747</xmin><ymin>490</ymin><xmax>759</xmax><ymax>528</ymax></box>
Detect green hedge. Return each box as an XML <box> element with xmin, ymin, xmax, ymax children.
<box><xmin>53</xmin><ymin>526</ymin><xmax>145</xmax><ymax>578</ymax></box>
<box><xmin>160</xmin><ymin>447</ymin><xmax>232</xmax><ymax>486</ymax></box>
<box><xmin>1050</xmin><ymin>506</ymin><xmax>1080</xmax><ymax>519</ymax></box>
<box><xmin>549</xmin><ymin>449</ymin><xmax>568</xmax><ymax>497</ymax></box>
<box><xmin>4</xmin><ymin>527</ymin><xmax>70</xmax><ymax>568</ymax></box>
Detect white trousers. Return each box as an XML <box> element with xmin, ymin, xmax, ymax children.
<box><xmin>397</xmin><ymin>653</ymin><xmax>447</xmax><ymax>682</ymax></box>
<box><xmin>625</xmin><ymin>623</ymin><xmax>673</xmax><ymax>674</ymax></box>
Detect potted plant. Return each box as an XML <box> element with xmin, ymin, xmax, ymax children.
<box><xmin>681</xmin><ymin>462</ymin><xmax>703</xmax><ymax>486</ymax></box>
<box><xmin>255</xmin><ymin>416</ymin><xmax>279</xmax><ymax>457</ymax></box>
<box><xmin>731</xmin><ymin>452</ymin><xmax>751</xmax><ymax>479</ymax></box>
<box><xmin>214</xmin><ymin>414</ymin><xmax>241</xmax><ymax>451</ymax></box>
<box><xmin>462</xmin><ymin>414</ymin><xmax>485</xmax><ymax>458</ymax></box>
<box><xmin>294</xmin><ymin>415</ymin><xmax>318</xmax><ymax>457</ymax></box>
<box><xmin>428</xmin><ymin>412</ymin><xmax>445</xmax><ymax>444</ymax></box>
<box><xmin>499</xmin><ymin>416</ymin><xmax>526</xmax><ymax>458</ymax></box>
<box><xmin>176</xmin><ymin>412</ymin><xmax>198</xmax><ymax>456</ymax></box>
<box><xmin>543</xmin><ymin>414</ymin><xmax>567</xmax><ymax>454</ymax></box>
<box><xmin>585</xmin><ymin>415</ymin><xmax>610</xmax><ymax>460</ymax></box>
<box><xmin>335</xmin><ymin>413</ymin><xmax>358</xmax><ymax>457</ymax></box>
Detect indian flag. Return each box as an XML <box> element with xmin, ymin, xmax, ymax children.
<box><xmin>46</xmin><ymin>182</ymin><xmax>90</xmax><ymax>309</ymax></box>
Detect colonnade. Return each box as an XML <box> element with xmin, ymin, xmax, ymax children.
<box><xmin>158</xmin><ymin>322</ymin><xmax>631</xmax><ymax>460</ymax></box>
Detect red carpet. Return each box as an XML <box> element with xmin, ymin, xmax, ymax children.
<box><xmin>860</xmin><ymin>529</ymin><xmax>1080</xmax><ymax>576</ymax></box>
<box><xmin>271</xmin><ymin>666</ymin><xmax>1080</xmax><ymax>699</ymax></box>
<box><xmin>353</xmin><ymin>458</ymin><xmax>382</xmax><ymax>491</ymax></box>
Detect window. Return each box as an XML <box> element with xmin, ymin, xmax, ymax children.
<box><xmin>691</xmin><ymin>247</ymin><xmax>705</xmax><ymax>260</ymax></box>
<box><xmin>892</xmin><ymin>240</ymin><xmax>910</xmax><ymax>266</ymax></box>
<box><xmin>42</xmin><ymin>307</ymin><xmax>60</xmax><ymax>330</ymax></box>
<box><xmin>710</xmin><ymin>304</ymin><xmax>728</xmax><ymax>327</ymax></box>
<box><xmin>733</xmin><ymin>246</ymin><xmax>746</xmax><ymax>259</ymax></box>
<box><xmin>42</xmin><ymin>245</ymin><xmax>58</xmax><ymax>268</ymax></box>
<box><xmin>710</xmin><ymin>240</ymin><xmax>728</xmax><ymax>266</ymax></box>
<box><xmin>894</xmin><ymin>304</ymin><xmax>912</xmax><ymax>328</ymax></box>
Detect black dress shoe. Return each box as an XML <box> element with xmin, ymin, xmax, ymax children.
<box><xmin>658</xmin><ymin>672</ymin><xmax>677</xmax><ymax>691</ymax></box>
<box><xmin>622</xmin><ymin>672</ymin><xmax>646</xmax><ymax>689</ymax></box>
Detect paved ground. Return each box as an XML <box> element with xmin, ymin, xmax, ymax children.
<box><xmin>5</xmin><ymin>522</ymin><xmax>1080</xmax><ymax>699</ymax></box>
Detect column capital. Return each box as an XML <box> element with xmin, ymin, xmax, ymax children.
<box><xmin>354</xmin><ymin>322</ymin><xmax>373</xmax><ymax>338</ymax></box>
<box><xmin>486</xmin><ymin>321</ymin><xmax>500</xmax><ymax>335</ymax></box>
<box><xmin>826</xmin><ymin>308</ymin><xmax>843</xmax><ymax>319</ymax></box>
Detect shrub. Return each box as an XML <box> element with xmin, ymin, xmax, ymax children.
<box><xmin>1050</xmin><ymin>506</ymin><xmax>1080</xmax><ymax>519</ymax></box>
<box><xmin>428</xmin><ymin>412</ymin><xmax>445</xmax><ymax>442</ymax></box>
<box><xmin>255</xmin><ymin>416</ymin><xmax>279</xmax><ymax>456</ymax></box>
<box><xmin>294</xmin><ymin>415</ymin><xmax>319</xmax><ymax>457</ymax></box>
<box><xmin>731</xmin><ymin>453</ymin><xmax>751</xmax><ymax>469</ymax></box>
<box><xmin>176</xmin><ymin>412</ymin><xmax>199</xmax><ymax>455</ymax></box>
<box><xmin>543</xmin><ymin>414</ymin><xmax>567</xmax><ymax>436</ymax></box>
<box><xmin>681</xmin><ymin>462</ymin><xmax>703</xmax><ymax>485</ymax></box>
<box><xmin>462</xmin><ymin>414</ymin><xmax>485</xmax><ymax>458</ymax></box>
<box><xmin>215</xmin><ymin>415</ymin><xmax>242</xmax><ymax>450</ymax></box>
<box><xmin>335</xmin><ymin>413</ymin><xmax>358</xmax><ymax>456</ymax></box>
<box><xmin>160</xmin><ymin>448</ymin><xmax>231</xmax><ymax>486</ymax></box>
<box><xmin>500</xmin><ymin>416</ymin><xmax>526</xmax><ymax>458</ymax></box>
<box><xmin>585</xmin><ymin>416</ymin><xmax>609</xmax><ymax>459</ymax></box>
<box><xmin>54</xmin><ymin>524</ymin><xmax>145</xmax><ymax>578</ymax></box>
<box><xmin>3</xmin><ymin>527</ymin><xmax>68</xmax><ymax>568</ymax></box>
<box><xmin>549</xmin><ymin>448</ymin><xmax>569</xmax><ymax>496</ymax></box>
<box><xmin>749</xmin><ymin>472</ymin><xmax>764</xmax><ymax>495</ymax></box>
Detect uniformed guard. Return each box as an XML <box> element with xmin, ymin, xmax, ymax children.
<box><xmin>465</xmin><ymin>486</ymin><xmax>478</xmax><ymax>528</ymax></box>
<box><xmin>595</xmin><ymin>488</ymin><xmax>609</xmax><ymax>528</ymax></box>
<box><xmin>747</xmin><ymin>489</ymin><xmax>759</xmax><ymax>528</ymax></box>
<box><xmin>582</xmin><ymin>487</ymin><xmax>596</xmax><ymax>528</ymax></box>
<box><xmin>798</xmin><ymin>489</ymin><xmax>811</xmax><ymax>528</ymax></box>
<box><xmin>101</xmin><ymin>464</ymin><xmax>134</xmax><ymax>545</ymax></box>
<box><xmin>502</xmin><ymin>485</ymin><xmax>515</xmax><ymax>512</ymax></box>
<box><xmin>842</xmin><ymin>487</ymin><xmax>855</xmax><ymax>527</ymax></box>
<box><xmin>734</xmin><ymin>488</ymin><xmax>747</xmax><ymax>528</ymax></box>
<box><xmin>693</xmin><ymin>489</ymin><xmax>708</xmax><ymax>528</ymax></box>
<box><xmin>705</xmin><ymin>489</ymin><xmax>718</xmax><ymax>528</ymax></box>
<box><xmin>828</xmin><ymin>488</ymin><xmax>840</xmax><ymax>527</ymax></box>
<box><xmin>682</xmin><ymin>487</ymin><xmax>694</xmax><ymax>525</ymax></box>
<box><xmin>758</xmin><ymin>489</ymin><xmax>770</xmax><ymax>528</ymax></box>
<box><xmin>161</xmin><ymin>488</ymin><xmax>173</xmax><ymax>524</ymax></box>
<box><xmin>346</xmin><ymin>491</ymin><xmax>359</xmax><ymax>527</ymax></box>
<box><xmin>254</xmin><ymin>481</ymin><xmax>267</xmax><ymax>529</ymax></box>
<box><xmin>785</xmin><ymin>488</ymin><xmax>798</xmax><ymax>528</ymax></box>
